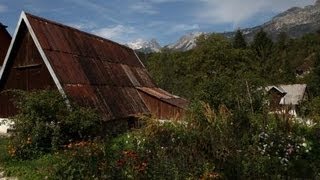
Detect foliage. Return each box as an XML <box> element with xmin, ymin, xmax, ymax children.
<box><xmin>251</xmin><ymin>29</ymin><xmax>274</xmax><ymax>62</ymax></box>
<box><xmin>0</xmin><ymin>137</ymin><xmax>60</xmax><ymax>180</ymax></box>
<box><xmin>8</xmin><ymin>90</ymin><xmax>102</xmax><ymax>159</ymax></box>
<box><xmin>233</xmin><ymin>29</ymin><xmax>247</xmax><ymax>49</ymax></box>
<box><xmin>53</xmin><ymin>141</ymin><xmax>107</xmax><ymax>180</ymax></box>
<box><xmin>309</xmin><ymin>53</ymin><xmax>320</xmax><ymax>97</ymax></box>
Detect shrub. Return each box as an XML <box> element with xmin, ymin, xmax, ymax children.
<box><xmin>100</xmin><ymin>101</ymin><xmax>320</xmax><ymax>179</ymax></box>
<box><xmin>53</xmin><ymin>140</ymin><xmax>107</xmax><ymax>180</ymax></box>
<box><xmin>8</xmin><ymin>90</ymin><xmax>102</xmax><ymax>159</ymax></box>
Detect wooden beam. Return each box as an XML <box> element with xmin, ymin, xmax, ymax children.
<box><xmin>13</xmin><ymin>63</ymin><xmax>42</xmax><ymax>69</ymax></box>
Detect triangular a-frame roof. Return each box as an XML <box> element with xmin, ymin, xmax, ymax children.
<box><xmin>0</xmin><ymin>12</ymin><xmax>188</xmax><ymax>121</ymax></box>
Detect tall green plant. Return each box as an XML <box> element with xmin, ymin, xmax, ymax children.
<box><xmin>9</xmin><ymin>90</ymin><xmax>102</xmax><ymax>159</ymax></box>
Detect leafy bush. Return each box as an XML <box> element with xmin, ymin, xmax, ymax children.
<box><xmin>53</xmin><ymin>140</ymin><xmax>107</xmax><ymax>179</ymax></box>
<box><xmin>8</xmin><ymin>90</ymin><xmax>102</xmax><ymax>159</ymax></box>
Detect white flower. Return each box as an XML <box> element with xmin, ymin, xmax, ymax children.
<box><xmin>302</xmin><ymin>143</ymin><xmax>307</xmax><ymax>147</ymax></box>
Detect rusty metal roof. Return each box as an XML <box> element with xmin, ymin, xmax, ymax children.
<box><xmin>22</xmin><ymin>13</ymin><xmax>187</xmax><ymax>121</ymax></box>
<box><xmin>137</xmin><ymin>87</ymin><xmax>189</xmax><ymax>109</ymax></box>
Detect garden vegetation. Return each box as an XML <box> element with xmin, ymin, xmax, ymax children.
<box><xmin>1</xmin><ymin>30</ymin><xmax>320</xmax><ymax>179</ymax></box>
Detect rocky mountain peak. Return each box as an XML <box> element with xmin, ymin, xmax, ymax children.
<box><xmin>166</xmin><ymin>32</ymin><xmax>205</xmax><ymax>51</ymax></box>
<box><xmin>126</xmin><ymin>38</ymin><xmax>161</xmax><ymax>53</ymax></box>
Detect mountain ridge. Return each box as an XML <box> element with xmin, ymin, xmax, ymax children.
<box><xmin>129</xmin><ymin>1</ymin><xmax>320</xmax><ymax>53</ymax></box>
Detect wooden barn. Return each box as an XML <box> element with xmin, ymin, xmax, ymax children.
<box><xmin>0</xmin><ymin>12</ymin><xmax>188</xmax><ymax>124</ymax></box>
<box><xmin>0</xmin><ymin>23</ymin><xmax>11</xmax><ymax>66</ymax></box>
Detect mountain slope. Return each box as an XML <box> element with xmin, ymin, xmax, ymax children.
<box><xmin>235</xmin><ymin>0</ymin><xmax>320</xmax><ymax>41</ymax></box>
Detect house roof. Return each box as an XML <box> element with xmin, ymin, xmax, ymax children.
<box><xmin>267</xmin><ymin>84</ymin><xmax>307</xmax><ymax>105</ymax></box>
<box><xmin>0</xmin><ymin>12</ymin><xmax>188</xmax><ymax>121</ymax></box>
<box><xmin>265</xmin><ymin>85</ymin><xmax>286</xmax><ymax>94</ymax></box>
<box><xmin>278</xmin><ymin>84</ymin><xmax>307</xmax><ymax>105</ymax></box>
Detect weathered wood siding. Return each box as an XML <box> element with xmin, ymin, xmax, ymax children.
<box><xmin>0</xmin><ymin>22</ymin><xmax>55</xmax><ymax>117</ymax></box>
<box><xmin>0</xmin><ymin>24</ymin><xmax>11</xmax><ymax>65</ymax></box>
<box><xmin>268</xmin><ymin>88</ymin><xmax>284</xmax><ymax>111</ymax></box>
<box><xmin>139</xmin><ymin>91</ymin><xmax>185</xmax><ymax>120</ymax></box>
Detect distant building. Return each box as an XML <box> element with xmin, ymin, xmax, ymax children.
<box><xmin>0</xmin><ymin>12</ymin><xmax>188</xmax><ymax>132</ymax></box>
<box><xmin>266</xmin><ymin>84</ymin><xmax>308</xmax><ymax>117</ymax></box>
<box><xmin>0</xmin><ymin>22</ymin><xmax>11</xmax><ymax>67</ymax></box>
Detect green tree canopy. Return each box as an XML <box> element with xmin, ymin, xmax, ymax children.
<box><xmin>233</xmin><ymin>29</ymin><xmax>247</xmax><ymax>49</ymax></box>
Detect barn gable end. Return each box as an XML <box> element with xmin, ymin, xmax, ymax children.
<box><xmin>0</xmin><ymin>16</ymin><xmax>60</xmax><ymax>117</ymax></box>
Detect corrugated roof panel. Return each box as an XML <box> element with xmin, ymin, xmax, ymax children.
<box><xmin>45</xmin><ymin>51</ymin><xmax>88</xmax><ymax>84</ymax></box>
<box><xmin>77</xmin><ymin>56</ymin><xmax>109</xmax><ymax>85</ymax></box>
<box><xmin>132</xmin><ymin>68</ymin><xmax>156</xmax><ymax>87</ymax></box>
<box><xmin>64</xmin><ymin>84</ymin><xmax>114</xmax><ymax>120</ymax></box>
<box><xmin>29</xmin><ymin>19</ymin><xmax>51</xmax><ymax>50</ymax></box>
<box><xmin>121</xmin><ymin>64</ymin><xmax>141</xmax><ymax>87</ymax></box>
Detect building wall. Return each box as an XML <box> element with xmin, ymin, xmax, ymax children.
<box><xmin>0</xmin><ymin>25</ymin><xmax>11</xmax><ymax>66</ymax></box>
<box><xmin>268</xmin><ymin>89</ymin><xmax>284</xmax><ymax>111</ymax></box>
<box><xmin>0</xmin><ymin>23</ymin><xmax>56</xmax><ymax>117</ymax></box>
<box><xmin>139</xmin><ymin>91</ymin><xmax>185</xmax><ymax>120</ymax></box>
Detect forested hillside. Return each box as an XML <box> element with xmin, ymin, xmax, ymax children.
<box><xmin>141</xmin><ymin>30</ymin><xmax>320</xmax><ymax>110</ymax></box>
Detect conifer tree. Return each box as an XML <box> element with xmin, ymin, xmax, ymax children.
<box><xmin>309</xmin><ymin>53</ymin><xmax>320</xmax><ymax>97</ymax></box>
<box><xmin>251</xmin><ymin>29</ymin><xmax>273</xmax><ymax>60</ymax></box>
<box><xmin>233</xmin><ymin>29</ymin><xmax>247</xmax><ymax>49</ymax></box>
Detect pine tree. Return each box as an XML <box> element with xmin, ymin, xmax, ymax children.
<box><xmin>309</xmin><ymin>53</ymin><xmax>320</xmax><ymax>97</ymax></box>
<box><xmin>233</xmin><ymin>29</ymin><xmax>247</xmax><ymax>49</ymax></box>
<box><xmin>251</xmin><ymin>29</ymin><xmax>273</xmax><ymax>60</ymax></box>
<box><xmin>277</xmin><ymin>32</ymin><xmax>289</xmax><ymax>50</ymax></box>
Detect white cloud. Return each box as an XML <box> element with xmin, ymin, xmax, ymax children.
<box><xmin>149</xmin><ymin>0</ymin><xmax>184</xmax><ymax>3</ymax></box>
<box><xmin>169</xmin><ymin>24</ymin><xmax>200</xmax><ymax>33</ymax></box>
<box><xmin>68</xmin><ymin>0</ymin><xmax>121</xmax><ymax>24</ymax></box>
<box><xmin>129</xmin><ymin>0</ymin><xmax>185</xmax><ymax>14</ymax></box>
<box><xmin>130</xmin><ymin>1</ymin><xmax>158</xmax><ymax>14</ymax></box>
<box><xmin>92</xmin><ymin>25</ymin><xmax>136</xmax><ymax>42</ymax></box>
<box><xmin>0</xmin><ymin>4</ymin><xmax>7</xmax><ymax>13</ymax></box>
<box><xmin>66</xmin><ymin>21</ymin><xmax>97</xmax><ymax>30</ymax></box>
<box><xmin>195</xmin><ymin>0</ymin><xmax>315</xmax><ymax>26</ymax></box>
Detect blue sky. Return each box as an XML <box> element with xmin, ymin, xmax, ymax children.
<box><xmin>0</xmin><ymin>0</ymin><xmax>315</xmax><ymax>45</ymax></box>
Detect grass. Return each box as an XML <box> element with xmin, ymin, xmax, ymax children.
<box><xmin>0</xmin><ymin>137</ymin><xmax>61</xmax><ymax>180</ymax></box>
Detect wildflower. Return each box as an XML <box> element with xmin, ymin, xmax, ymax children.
<box><xmin>116</xmin><ymin>159</ymin><xmax>125</xmax><ymax>167</ymax></box>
